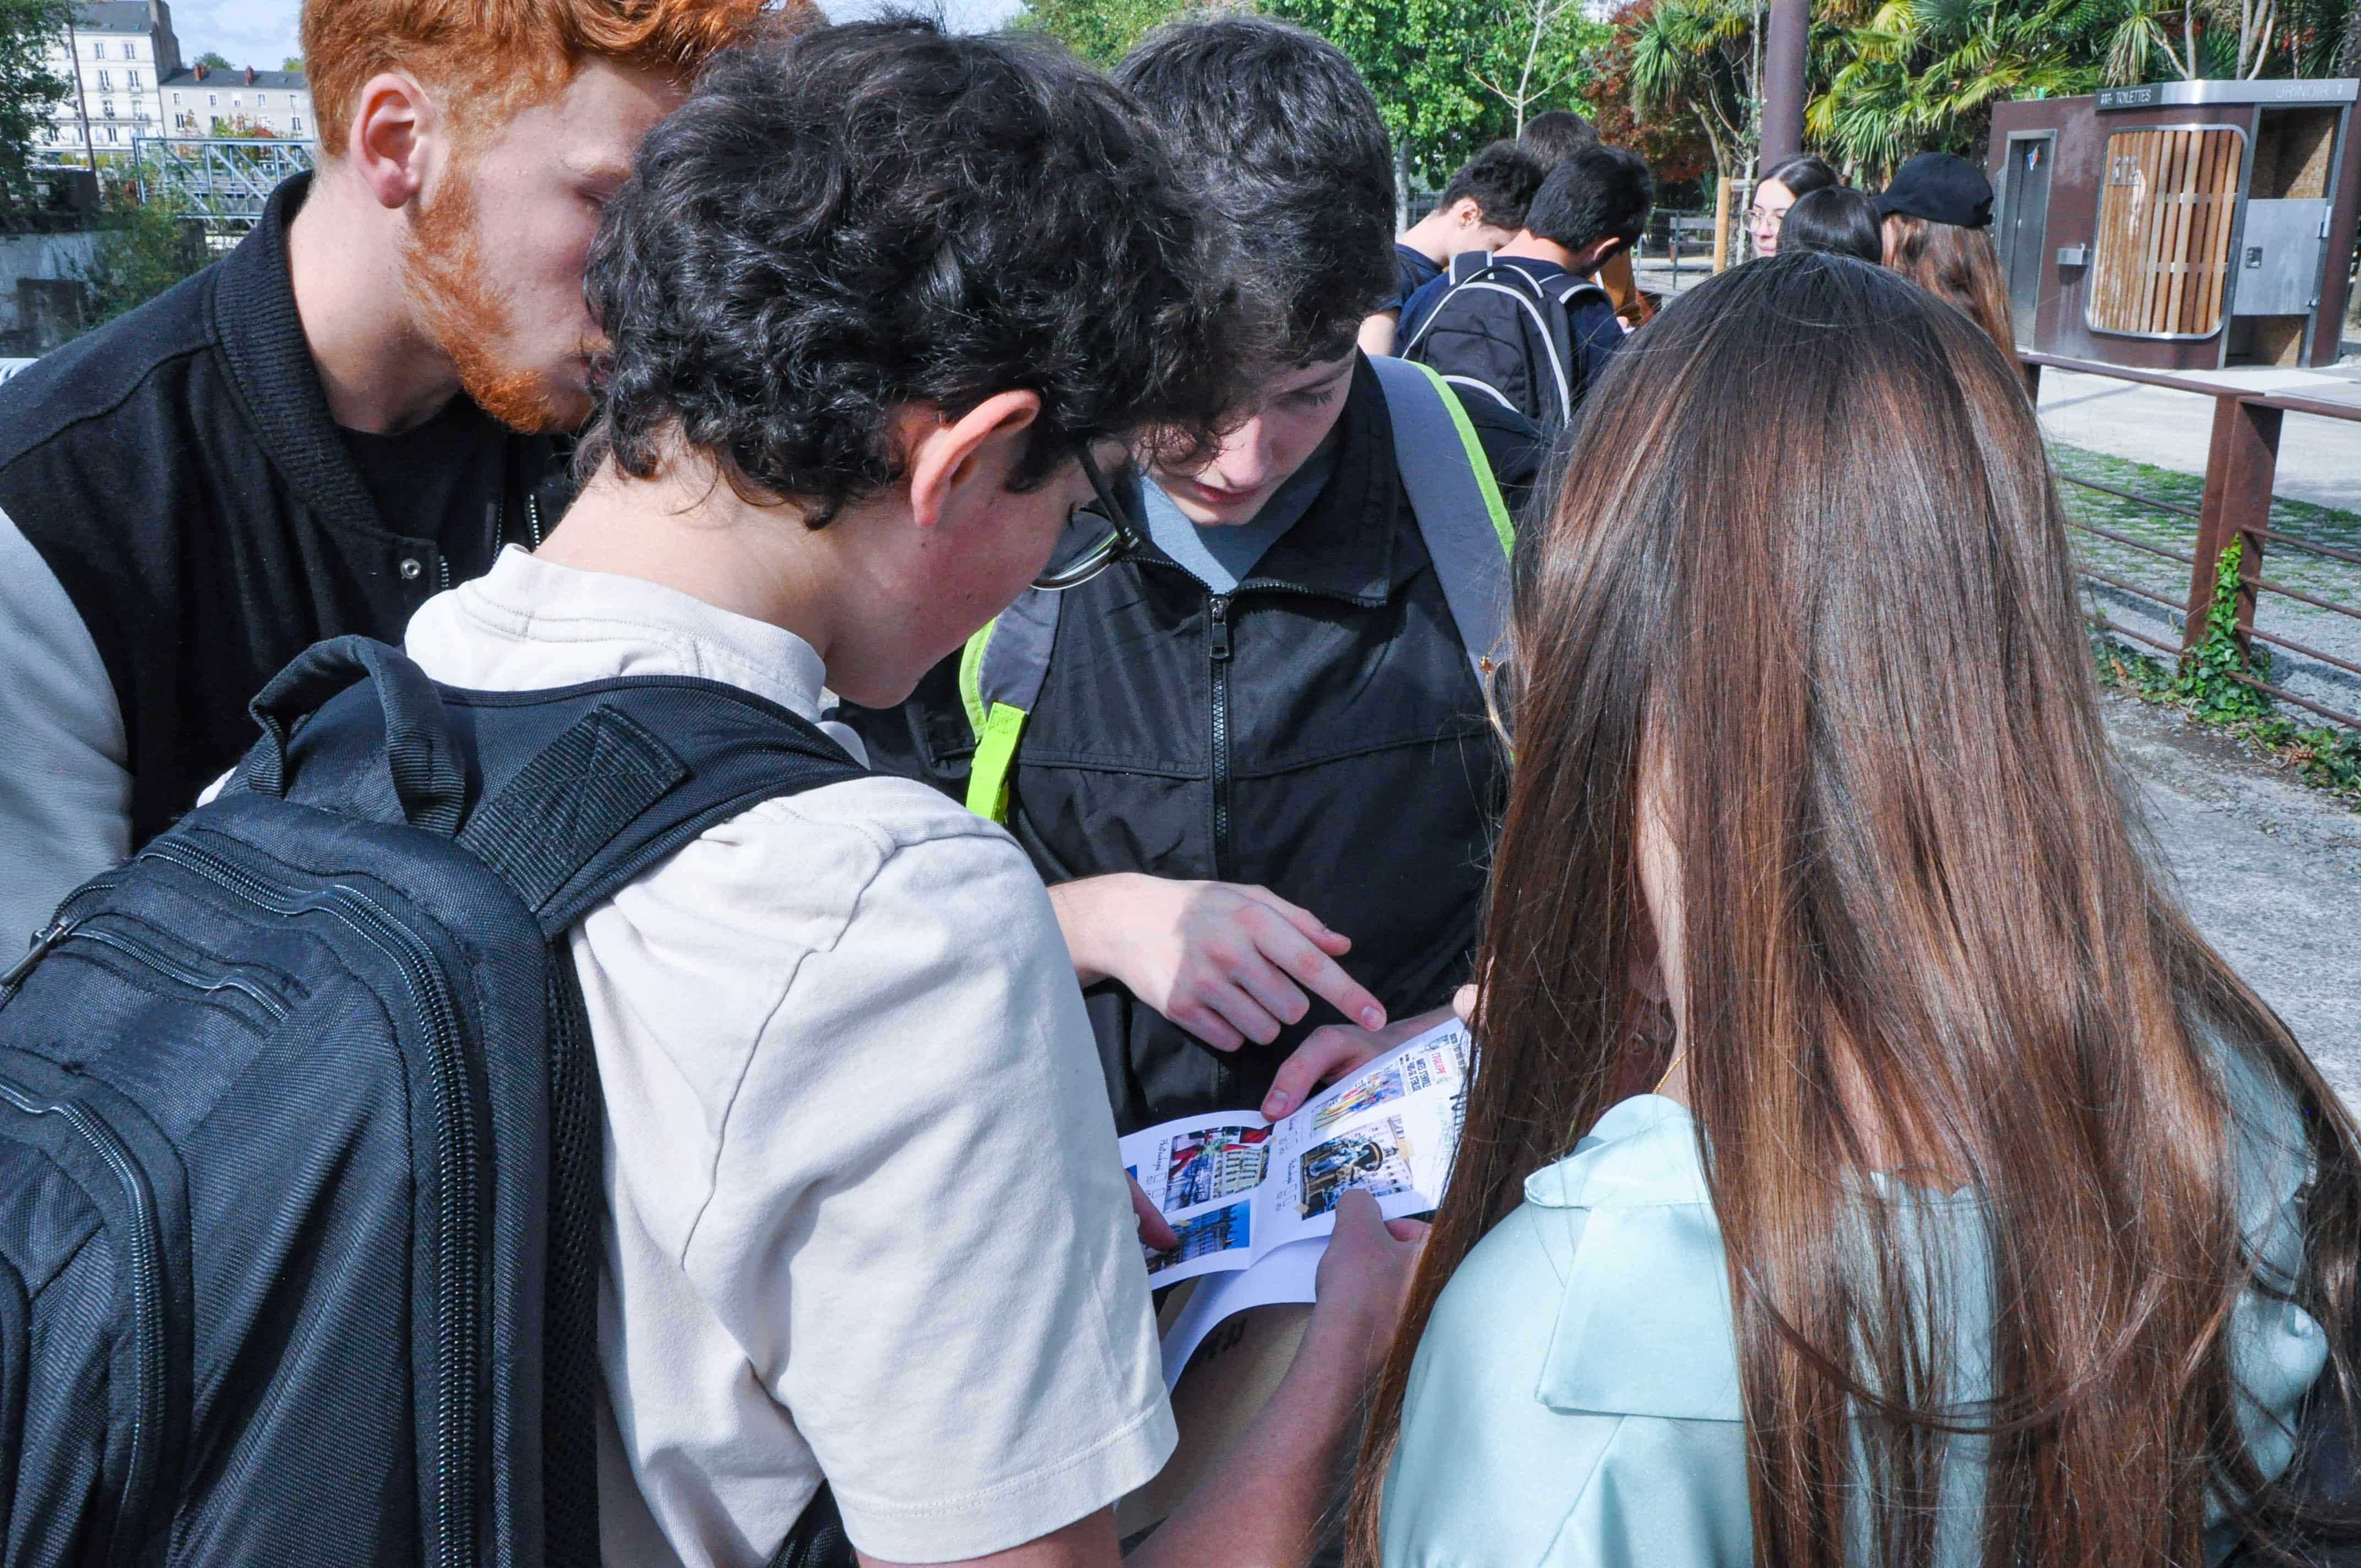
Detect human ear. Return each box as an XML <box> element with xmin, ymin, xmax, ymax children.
<box><xmin>904</xmin><ymin>390</ymin><xmax>1045</xmax><ymax>531</ymax></box>
<box><xmin>346</xmin><ymin>72</ymin><xmax>435</xmax><ymax>211</ymax></box>
<box><xmin>1450</xmin><ymin>197</ymin><xmax>1485</xmax><ymax>229</ymax></box>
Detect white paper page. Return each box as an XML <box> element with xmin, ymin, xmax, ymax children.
<box><xmin>1120</xmin><ymin>1113</ymin><xmax>1275</xmax><ymax>1284</ymax></box>
<box><xmin>1157</xmin><ymin>1238</ymin><xmax>1325</xmax><ymax>1390</ymax></box>
<box><xmin>1254</xmin><ymin>1020</ymin><xmax>1472</xmax><ymax>1253</ymax></box>
<box><xmin>1116</xmin><ymin>1020</ymin><xmax>1473</xmax><ymax>1286</ymax></box>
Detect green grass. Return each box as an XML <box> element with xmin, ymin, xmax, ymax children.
<box><xmin>2054</xmin><ymin>443</ymin><xmax>2361</xmax><ymax>811</ymax></box>
<box><xmin>2048</xmin><ymin>443</ymin><xmax>2361</xmax><ymax>613</ymax></box>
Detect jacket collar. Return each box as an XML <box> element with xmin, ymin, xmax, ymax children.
<box><xmin>208</xmin><ymin>173</ymin><xmax>422</xmax><ymax>545</ymax></box>
<box><xmin>1130</xmin><ymin>354</ymin><xmax>1410</xmax><ymax>607</ymax></box>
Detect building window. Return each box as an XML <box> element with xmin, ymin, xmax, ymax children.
<box><xmin>171</xmin><ymin>91</ymin><xmax>181</xmax><ymax>105</ymax></box>
<box><xmin>127</xmin><ymin>70</ymin><xmax>139</xmax><ymax>89</ymax></box>
<box><xmin>291</xmin><ymin>116</ymin><xmax>303</xmax><ymax>134</ymax></box>
<box><xmin>208</xmin><ymin>93</ymin><xmax>217</xmax><ymax>106</ymax></box>
<box><xmin>101</xmin><ymin>99</ymin><xmax>114</xmax><ymax>118</ymax></box>
<box><xmin>105</xmin><ymin>127</ymin><xmax>117</xmax><ymax>143</ymax></box>
<box><xmin>97</xmin><ymin>69</ymin><xmax>112</xmax><ymax>89</ymax></box>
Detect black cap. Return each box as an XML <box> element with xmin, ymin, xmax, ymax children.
<box><xmin>1873</xmin><ymin>152</ymin><xmax>1993</xmax><ymax>228</ymax></box>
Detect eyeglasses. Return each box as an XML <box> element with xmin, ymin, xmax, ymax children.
<box><xmin>1744</xmin><ymin>206</ymin><xmax>1786</xmax><ymax>230</ymax></box>
<box><xmin>1032</xmin><ymin>445</ymin><xmax>1149</xmax><ymax>592</ymax></box>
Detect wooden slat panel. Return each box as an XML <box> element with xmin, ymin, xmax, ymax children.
<box><xmin>2186</xmin><ymin>130</ymin><xmax>2217</xmax><ymax>330</ymax></box>
<box><xmin>2090</xmin><ymin>126</ymin><xmax>2242</xmax><ymax>337</ymax></box>
<box><xmin>2139</xmin><ymin>131</ymin><xmax>2174</xmax><ymax>332</ymax></box>
<box><xmin>2162</xmin><ymin>131</ymin><xmax>2196</xmax><ymax>334</ymax></box>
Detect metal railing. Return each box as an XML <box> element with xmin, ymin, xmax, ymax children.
<box><xmin>129</xmin><ymin>137</ymin><xmax>317</xmax><ymax>241</ymax></box>
<box><xmin>2025</xmin><ymin>352</ymin><xmax>2361</xmax><ymax>734</ymax></box>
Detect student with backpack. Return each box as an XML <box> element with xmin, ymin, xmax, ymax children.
<box><xmin>1517</xmin><ymin>109</ymin><xmax>1654</xmax><ymax>329</ymax></box>
<box><xmin>1357</xmin><ymin>140</ymin><xmax>1548</xmax><ymax>356</ymax></box>
<box><xmin>846</xmin><ymin>15</ymin><xmax>1546</xmax><ymax>1135</ymax></box>
<box><xmin>1399</xmin><ymin>144</ymin><xmax>1654</xmax><ymax>432</ymax></box>
<box><xmin>0</xmin><ymin>22</ymin><xmax>1424</xmax><ymax>1567</ymax></box>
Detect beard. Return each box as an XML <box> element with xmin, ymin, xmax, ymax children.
<box><xmin>402</xmin><ymin>162</ymin><xmax>594</xmax><ymax>434</ymax></box>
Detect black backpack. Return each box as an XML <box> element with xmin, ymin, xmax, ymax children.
<box><xmin>0</xmin><ymin>637</ymin><xmax>862</xmax><ymax>1567</ymax></box>
<box><xmin>1400</xmin><ymin>258</ymin><xmax>1612</xmax><ymax>430</ymax></box>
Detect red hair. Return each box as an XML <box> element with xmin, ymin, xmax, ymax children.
<box><xmin>301</xmin><ymin>0</ymin><xmax>793</xmax><ymax>146</ymax></box>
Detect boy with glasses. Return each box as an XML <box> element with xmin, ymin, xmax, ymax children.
<box><xmin>849</xmin><ymin>15</ymin><xmax>1545</xmax><ymax>1135</ymax></box>
<box><xmin>401</xmin><ymin>22</ymin><xmax>1422</xmax><ymax>1566</ymax></box>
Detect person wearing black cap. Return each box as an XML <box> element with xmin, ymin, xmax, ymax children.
<box><xmin>1875</xmin><ymin>151</ymin><xmax>2014</xmax><ymax>354</ymax></box>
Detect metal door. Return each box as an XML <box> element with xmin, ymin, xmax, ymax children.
<box><xmin>1999</xmin><ymin>133</ymin><xmax>2055</xmax><ymax>345</ymax></box>
<box><xmin>2228</xmin><ymin>198</ymin><xmax>2330</xmax><ymax>315</ymax></box>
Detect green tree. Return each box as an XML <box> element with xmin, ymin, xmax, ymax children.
<box><xmin>73</xmin><ymin>172</ymin><xmax>208</xmax><ymax>324</ymax></box>
<box><xmin>1018</xmin><ymin>0</ymin><xmax>1190</xmax><ymax>65</ymax></box>
<box><xmin>195</xmin><ymin>50</ymin><xmax>233</xmax><ymax>70</ymax></box>
<box><xmin>1624</xmin><ymin>0</ymin><xmax>1761</xmax><ymax>178</ymax></box>
<box><xmin>0</xmin><ymin>0</ymin><xmax>74</xmax><ymax>207</ymax></box>
<box><xmin>282</xmin><ymin>56</ymin><xmax>304</xmax><ymax>73</ymax></box>
<box><xmin>1471</xmin><ymin>0</ymin><xmax>1607</xmax><ymax>137</ymax></box>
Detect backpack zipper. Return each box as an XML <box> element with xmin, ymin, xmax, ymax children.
<box><xmin>139</xmin><ymin>838</ymin><xmax>482</xmax><ymax>1568</ymax></box>
<box><xmin>1208</xmin><ymin>595</ymin><xmax>1234</xmax><ymax>881</ymax></box>
<box><xmin>58</xmin><ymin>915</ymin><xmax>292</xmax><ymax>1026</ymax></box>
<box><xmin>0</xmin><ymin>1074</ymin><xmax>167</xmax><ymax>1555</ymax></box>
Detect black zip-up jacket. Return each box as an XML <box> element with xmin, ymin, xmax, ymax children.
<box><xmin>846</xmin><ymin>359</ymin><xmax>1542</xmax><ymax>1131</ymax></box>
<box><xmin>0</xmin><ymin>174</ymin><xmax>571</xmax><ymax>919</ymax></box>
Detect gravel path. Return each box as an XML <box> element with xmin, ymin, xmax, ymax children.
<box><xmin>2105</xmin><ymin>692</ymin><xmax>2361</xmax><ymax>1110</ymax></box>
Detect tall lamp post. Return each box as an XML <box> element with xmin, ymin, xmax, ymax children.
<box><xmin>1758</xmin><ymin>0</ymin><xmax>1809</xmax><ymax>171</ymax></box>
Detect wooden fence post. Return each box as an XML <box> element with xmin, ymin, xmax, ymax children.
<box><xmin>2186</xmin><ymin>395</ymin><xmax>2283</xmax><ymax>660</ymax></box>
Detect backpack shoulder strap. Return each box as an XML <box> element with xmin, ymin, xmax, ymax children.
<box><xmin>1401</xmin><ymin>261</ymin><xmax>1574</xmax><ymax>427</ymax></box>
<box><xmin>443</xmin><ymin>674</ymin><xmax>871</xmax><ymax>935</ymax></box>
<box><xmin>1366</xmin><ymin>356</ymin><xmax>1515</xmax><ymax>685</ymax></box>
<box><xmin>1447</xmin><ymin>248</ymin><xmax>1495</xmax><ymax>285</ymax></box>
<box><xmin>954</xmin><ymin>585</ymin><xmax>1063</xmax><ymax>824</ymax></box>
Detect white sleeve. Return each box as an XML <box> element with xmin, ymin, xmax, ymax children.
<box><xmin>599</xmin><ymin>796</ymin><xmax>1173</xmax><ymax>1564</ymax></box>
<box><xmin>0</xmin><ymin>505</ymin><xmax>131</xmax><ymax>946</ymax></box>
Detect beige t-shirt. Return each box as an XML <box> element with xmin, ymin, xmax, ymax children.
<box><xmin>405</xmin><ymin>549</ymin><xmax>1174</xmax><ymax>1566</ymax></box>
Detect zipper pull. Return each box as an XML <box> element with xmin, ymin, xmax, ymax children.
<box><xmin>1208</xmin><ymin>596</ymin><xmax>1233</xmax><ymax>662</ymax></box>
<box><xmin>1</xmin><ymin>918</ymin><xmax>77</xmax><ymax>997</ymax></box>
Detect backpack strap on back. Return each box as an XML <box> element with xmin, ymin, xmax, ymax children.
<box><xmin>956</xmin><ymin>586</ymin><xmax>1062</xmax><ymax>824</ymax></box>
<box><xmin>1367</xmin><ymin>357</ymin><xmax>1516</xmax><ymax>685</ymax></box>
<box><xmin>1399</xmin><ymin>260</ymin><xmax>1577</xmax><ymax>427</ymax></box>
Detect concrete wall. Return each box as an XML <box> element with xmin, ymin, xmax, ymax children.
<box><xmin>0</xmin><ymin>233</ymin><xmax>99</xmax><ymax>355</ymax></box>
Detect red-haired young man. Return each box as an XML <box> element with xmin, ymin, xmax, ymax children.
<box><xmin>0</xmin><ymin>0</ymin><xmax>782</xmax><ymax>948</ymax></box>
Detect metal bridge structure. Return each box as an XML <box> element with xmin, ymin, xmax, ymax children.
<box><xmin>129</xmin><ymin>137</ymin><xmax>317</xmax><ymax>244</ymax></box>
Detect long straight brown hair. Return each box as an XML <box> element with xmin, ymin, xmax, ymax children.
<box><xmin>1348</xmin><ymin>253</ymin><xmax>2361</xmax><ymax>1567</ymax></box>
<box><xmin>1884</xmin><ymin>212</ymin><xmax>2016</xmax><ymax>357</ymax></box>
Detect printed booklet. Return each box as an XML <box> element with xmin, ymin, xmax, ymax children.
<box><xmin>1119</xmin><ymin>1018</ymin><xmax>1472</xmax><ymax>1386</ymax></box>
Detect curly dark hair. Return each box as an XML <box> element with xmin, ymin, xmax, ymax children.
<box><xmin>1439</xmin><ymin>140</ymin><xmax>1549</xmax><ymax>232</ymax></box>
<box><xmin>1116</xmin><ymin>14</ymin><xmax>1396</xmax><ymax>368</ymax></box>
<box><xmin>580</xmin><ymin>18</ymin><xmax>1243</xmax><ymax>525</ymax></box>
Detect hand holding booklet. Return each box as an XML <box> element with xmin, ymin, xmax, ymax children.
<box><xmin>1120</xmin><ymin>1018</ymin><xmax>1472</xmax><ymax>1387</ymax></box>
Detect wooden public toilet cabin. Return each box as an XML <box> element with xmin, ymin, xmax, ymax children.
<box><xmin>1987</xmin><ymin>79</ymin><xmax>2361</xmax><ymax>370</ymax></box>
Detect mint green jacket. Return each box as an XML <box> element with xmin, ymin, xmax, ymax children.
<box><xmin>1381</xmin><ymin>1072</ymin><xmax>2328</xmax><ymax>1566</ymax></box>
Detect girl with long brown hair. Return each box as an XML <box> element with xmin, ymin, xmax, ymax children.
<box><xmin>1875</xmin><ymin>151</ymin><xmax>2016</xmax><ymax>355</ymax></box>
<box><xmin>1348</xmin><ymin>252</ymin><xmax>2360</xmax><ymax>1566</ymax></box>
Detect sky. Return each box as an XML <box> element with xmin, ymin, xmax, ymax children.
<box><xmin>167</xmin><ymin>0</ymin><xmax>303</xmax><ymax>70</ymax></box>
<box><xmin>166</xmin><ymin>0</ymin><xmax>1027</xmax><ymax>73</ymax></box>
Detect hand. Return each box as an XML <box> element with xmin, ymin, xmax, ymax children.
<box><xmin>1128</xmin><ymin>1174</ymin><xmax>1178</xmax><ymax>1253</ymax></box>
<box><xmin>1311</xmin><ymin>1188</ymin><xmax>1429</xmax><ymax>1371</ymax></box>
<box><xmin>1259</xmin><ymin>1002</ymin><xmax>1458</xmax><ymax>1120</ymax></box>
<box><xmin>1049</xmin><ymin>874</ymin><xmax>1385</xmax><ymax>1053</ymax></box>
